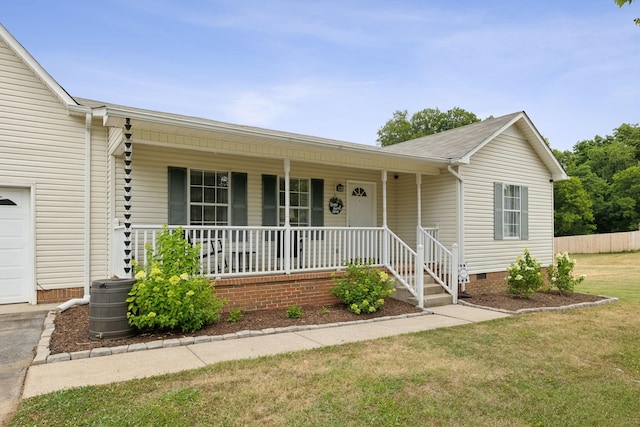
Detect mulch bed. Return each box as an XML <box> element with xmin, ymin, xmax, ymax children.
<box><xmin>49</xmin><ymin>291</ymin><xmax>610</xmax><ymax>355</ymax></box>
<box><xmin>464</xmin><ymin>290</ymin><xmax>608</xmax><ymax>311</ymax></box>
<box><xmin>49</xmin><ymin>299</ymin><xmax>423</xmax><ymax>355</ymax></box>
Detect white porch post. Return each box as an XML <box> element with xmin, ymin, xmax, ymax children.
<box><xmin>284</xmin><ymin>159</ymin><xmax>291</xmax><ymax>274</ymax></box>
<box><xmin>382</xmin><ymin>170</ymin><xmax>389</xmax><ymax>266</ymax></box>
<box><xmin>416</xmin><ymin>244</ymin><xmax>424</xmax><ymax>307</ymax></box>
<box><xmin>416</xmin><ymin>173</ymin><xmax>422</xmax><ymax>247</ymax></box>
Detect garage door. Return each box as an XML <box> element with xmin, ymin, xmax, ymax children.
<box><xmin>0</xmin><ymin>187</ymin><xmax>31</xmax><ymax>304</ymax></box>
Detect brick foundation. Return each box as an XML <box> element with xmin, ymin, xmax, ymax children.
<box><xmin>213</xmin><ymin>271</ymin><xmax>342</xmax><ymax>312</ymax></box>
<box><xmin>37</xmin><ymin>287</ymin><xmax>85</xmax><ymax>304</ymax></box>
<box><xmin>465</xmin><ymin>267</ymin><xmax>549</xmax><ymax>295</ymax></box>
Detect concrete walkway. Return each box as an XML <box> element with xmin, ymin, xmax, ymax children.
<box><xmin>0</xmin><ymin>304</ymin><xmax>57</xmax><ymax>426</ymax></box>
<box><xmin>21</xmin><ymin>305</ymin><xmax>511</xmax><ymax>399</ymax></box>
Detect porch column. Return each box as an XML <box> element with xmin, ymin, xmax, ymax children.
<box><xmin>381</xmin><ymin>170</ymin><xmax>388</xmax><ymax>266</ymax></box>
<box><xmin>123</xmin><ymin>118</ymin><xmax>133</xmax><ymax>277</ymax></box>
<box><xmin>381</xmin><ymin>170</ymin><xmax>387</xmax><ymax>227</ymax></box>
<box><xmin>284</xmin><ymin>159</ymin><xmax>291</xmax><ymax>273</ymax></box>
<box><xmin>416</xmin><ymin>173</ymin><xmax>422</xmax><ymax>246</ymax></box>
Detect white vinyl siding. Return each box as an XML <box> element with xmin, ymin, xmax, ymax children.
<box><xmin>113</xmin><ymin>143</ymin><xmax>388</xmax><ymax>230</ymax></box>
<box><xmin>0</xmin><ymin>38</ymin><xmax>88</xmax><ymax>290</ymax></box>
<box><xmin>462</xmin><ymin>125</ymin><xmax>554</xmax><ymax>274</ymax></box>
<box><xmin>421</xmin><ymin>174</ymin><xmax>458</xmax><ymax>248</ymax></box>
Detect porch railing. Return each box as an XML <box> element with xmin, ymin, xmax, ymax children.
<box><xmin>112</xmin><ymin>224</ymin><xmax>458</xmax><ymax>306</ymax></box>
<box><xmin>418</xmin><ymin>226</ymin><xmax>458</xmax><ymax>302</ymax></box>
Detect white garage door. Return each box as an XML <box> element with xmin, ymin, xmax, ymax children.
<box><xmin>0</xmin><ymin>187</ymin><xmax>31</xmax><ymax>304</ymax></box>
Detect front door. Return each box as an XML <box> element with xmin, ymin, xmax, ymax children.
<box><xmin>347</xmin><ymin>181</ymin><xmax>376</xmax><ymax>227</ymax></box>
<box><xmin>0</xmin><ymin>187</ymin><xmax>31</xmax><ymax>304</ymax></box>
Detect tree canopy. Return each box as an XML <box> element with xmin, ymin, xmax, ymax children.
<box><xmin>553</xmin><ymin>122</ymin><xmax>640</xmax><ymax>235</ymax></box>
<box><xmin>376</xmin><ymin>107</ymin><xmax>480</xmax><ymax>146</ymax></box>
<box><xmin>615</xmin><ymin>0</ymin><xmax>640</xmax><ymax>25</ymax></box>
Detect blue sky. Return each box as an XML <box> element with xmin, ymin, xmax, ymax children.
<box><xmin>3</xmin><ymin>1</ymin><xmax>639</xmax><ymax>151</ymax></box>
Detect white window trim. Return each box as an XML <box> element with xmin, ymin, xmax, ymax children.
<box><xmin>187</xmin><ymin>168</ymin><xmax>230</xmax><ymax>226</ymax></box>
<box><xmin>502</xmin><ymin>183</ymin><xmax>522</xmax><ymax>239</ymax></box>
<box><xmin>278</xmin><ymin>176</ymin><xmax>310</xmax><ymax>226</ymax></box>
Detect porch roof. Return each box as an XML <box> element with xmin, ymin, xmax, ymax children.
<box><xmin>75</xmin><ymin>97</ymin><xmax>452</xmax><ymax>174</ymax></box>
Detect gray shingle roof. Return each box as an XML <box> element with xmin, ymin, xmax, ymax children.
<box><xmin>381</xmin><ymin>112</ymin><xmax>523</xmax><ymax>161</ymax></box>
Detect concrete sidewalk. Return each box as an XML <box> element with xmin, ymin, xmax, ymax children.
<box><xmin>22</xmin><ymin>305</ymin><xmax>510</xmax><ymax>399</ymax></box>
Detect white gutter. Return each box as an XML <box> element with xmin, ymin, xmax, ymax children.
<box><xmin>447</xmin><ymin>163</ymin><xmax>465</xmax><ymax>291</ymax></box>
<box><xmin>58</xmin><ymin>111</ymin><xmax>93</xmax><ymax>311</ymax></box>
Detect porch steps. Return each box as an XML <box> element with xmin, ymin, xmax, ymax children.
<box><xmin>391</xmin><ymin>276</ymin><xmax>453</xmax><ymax>308</ymax></box>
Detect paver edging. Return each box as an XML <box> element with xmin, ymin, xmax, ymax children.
<box><xmin>458</xmin><ymin>294</ymin><xmax>619</xmax><ymax>315</ymax></box>
<box><xmin>35</xmin><ymin>307</ymin><xmax>433</xmax><ymax>364</ymax></box>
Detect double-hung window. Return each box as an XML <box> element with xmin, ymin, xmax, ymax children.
<box><xmin>494</xmin><ymin>182</ymin><xmax>528</xmax><ymax>240</ymax></box>
<box><xmin>279</xmin><ymin>177</ymin><xmax>309</xmax><ymax>226</ymax></box>
<box><xmin>190</xmin><ymin>169</ymin><xmax>229</xmax><ymax>226</ymax></box>
<box><xmin>168</xmin><ymin>167</ymin><xmax>247</xmax><ymax>226</ymax></box>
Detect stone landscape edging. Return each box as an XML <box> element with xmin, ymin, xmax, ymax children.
<box><xmin>458</xmin><ymin>294</ymin><xmax>619</xmax><ymax>315</ymax></box>
<box><xmin>33</xmin><ymin>308</ymin><xmax>433</xmax><ymax>365</ymax></box>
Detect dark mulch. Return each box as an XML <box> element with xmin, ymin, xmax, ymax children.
<box><xmin>49</xmin><ymin>299</ymin><xmax>423</xmax><ymax>355</ymax></box>
<box><xmin>49</xmin><ymin>291</ymin><xmax>610</xmax><ymax>355</ymax></box>
<box><xmin>464</xmin><ymin>290</ymin><xmax>608</xmax><ymax>311</ymax></box>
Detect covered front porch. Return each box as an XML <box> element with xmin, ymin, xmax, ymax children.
<box><xmin>103</xmin><ymin>112</ymin><xmax>462</xmax><ymax>308</ymax></box>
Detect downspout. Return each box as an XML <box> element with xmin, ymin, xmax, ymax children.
<box><xmin>447</xmin><ymin>163</ymin><xmax>466</xmax><ymax>293</ymax></box>
<box><xmin>59</xmin><ymin>112</ymin><xmax>93</xmax><ymax>311</ymax></box>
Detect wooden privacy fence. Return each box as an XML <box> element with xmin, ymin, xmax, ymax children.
<box><xmin>554</xmin><ymin>228</ymin><xmax>640</xmax><ymax>254</ymax></box>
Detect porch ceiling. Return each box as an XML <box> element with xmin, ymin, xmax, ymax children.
<box><xmin>88</xmin><ymin>99</ymin><xmax>446</xmax><ymax>175</ymax></box>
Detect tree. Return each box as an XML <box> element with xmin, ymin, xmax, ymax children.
<box><xmin>556</xmin><ymin>123</ymin><xmax>640</xmax><ymax>234</ymax></box>
<box><xmin>553</xmin><ymin>177</ymin><xmax>596</xmax><ymax>236</ymax></box>
<box><xmin>615</xmin><ymin>0</ymin><xmax>640</xmax><ymax>25</ymax></box>
<box><xmin>376</xmin><ymin>107</ymin><xmax>480</xmax><ymax>146</ymax></box>
<box><xmin>611</xmin><ymin>165</ymin><xmax>640</xmax><ymax>230</ymax></box>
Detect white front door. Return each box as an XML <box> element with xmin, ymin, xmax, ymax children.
<box><xmin>0</xmin><ymin>187</ymin><xmax>31</xmax><ymax>304</ymax></box>
<box><xmin>347</xmin><ymin>182</ymin><xmax>376</xmax><ymax>227</ymax></box>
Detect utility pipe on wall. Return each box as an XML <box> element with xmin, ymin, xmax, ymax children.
<box><xmin>58</xmin><ymin>112</ymin><xmax>93</xmax><ymax>311</ymax></box>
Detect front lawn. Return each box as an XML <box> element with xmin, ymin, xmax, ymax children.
<box><xmin>10</xmin><ymin>252</ymin><xmax>640</xmax><ymax>426</ymax></box>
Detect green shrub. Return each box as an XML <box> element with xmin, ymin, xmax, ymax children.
<box><xmin>331</xmin><ymin>261</ymin><xmax>394</xmax><ymax>314</ymax></box>
<box><xmin>227</xmin><ymin>308</ymin><xmax>244</xmax><ymax>323</ymax></box>
<box><xmin>127</xmin><ymin>225</ymin><xmax>225</xmax><ymax>332</ymax></box>
<box><xmin>547</xmin><ymin>252</ymin><xmax>586</xmax><ymax>294</ymax></box>
<box><xmin>286</xmin><ymin>305</ymin><xmax>302</xmax><ymax>319</ymax></box>
<box><xmin>505</xmin><ymin>248</ymin><xmax>543</xmax><ymax>298</ymax></box>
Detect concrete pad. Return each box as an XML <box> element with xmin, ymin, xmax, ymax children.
<box><xmin>0</xmin><ymin>311</ymin><xmax>46</xmax><ymax>425</ymax></box>
<box><xmin>295</xmin><ymin>314</ymin><xmax>469</xmax><ymax>346</ymax></box>
<box><xmin>188</xmin><ymin>332</ymin><xmax>323</xmax><ymax>364</ymax></box>
<box><xmin>0</xmin><ymin>303</ymin><xmax>57</xmax><ymax>315</ymax></box>
<box><xmin>429</xmin><ymin>304</ymin><xmax>512</xmax><ymax>322</ymax></box>
<box><xmin>23</xmin><ymin>346</ymin><xmax>205</xmax><ymax>398</ymax></box>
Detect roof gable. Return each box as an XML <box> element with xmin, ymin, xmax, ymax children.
<box><xmin>382</xmin><ymin>111</ymin><xmax>568</xmax><ymax>181</ymax></box>
<box><xmin>0</xmin><ymin>24</ymin><xmax>80</xmax><ymax>110</ymax></box>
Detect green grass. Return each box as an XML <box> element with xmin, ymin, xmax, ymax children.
<box><xmin>10</xmin><ymin>252</ymin><xmax>640</xmax><ymax>426</ymax></box>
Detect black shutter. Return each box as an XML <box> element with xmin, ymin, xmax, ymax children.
<box><xmin>521</xmin><ymin>186</ymin><xmax>529</xmax><ymax>240</ymax></box>
<box><xmin>262</xmin><ymin>174</ymin><xmax>277</xmax><ymax>242</ymax></box>
<box><xmin>310</xmin><ymin>178</ymin><xmax>324</xmax><ymax>239</ymax></box>
<box><xmin>262</xmin><ymin>174</ymin><xmax>277</xmax><ymax>226</ymax></box>
<box><xmin>494</xmin><ymin>182</ymin><xmax>503</xmax><ymax>240</ymax></box>
<box><xmin>168</xmin><ymin>167</ymin><xmax>187</xmax><ymax>225</ymax></box>
<box><xmin>231</xmin><ymin>172</ymin><xmax>248</xmax><ymax>226</ymax></box>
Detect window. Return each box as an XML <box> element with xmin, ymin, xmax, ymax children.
<box><xmin>503</xmin><ymin>184</ymin><xmax>521</xmax><ymax>238</ymax></box>
<box><xmin>494</xmin><ymin>182</ymin><xmax>528</xmax><ymax>240</ymax></box>
<box><xmin>189</xmin><ymin>169</ymin><xmax>229</xmax><ymax>226</ymax></box>
<box><xmin>279</xmin><ymin>177</ymin><xmax>309</xmax><ymax>226</ymax></box>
